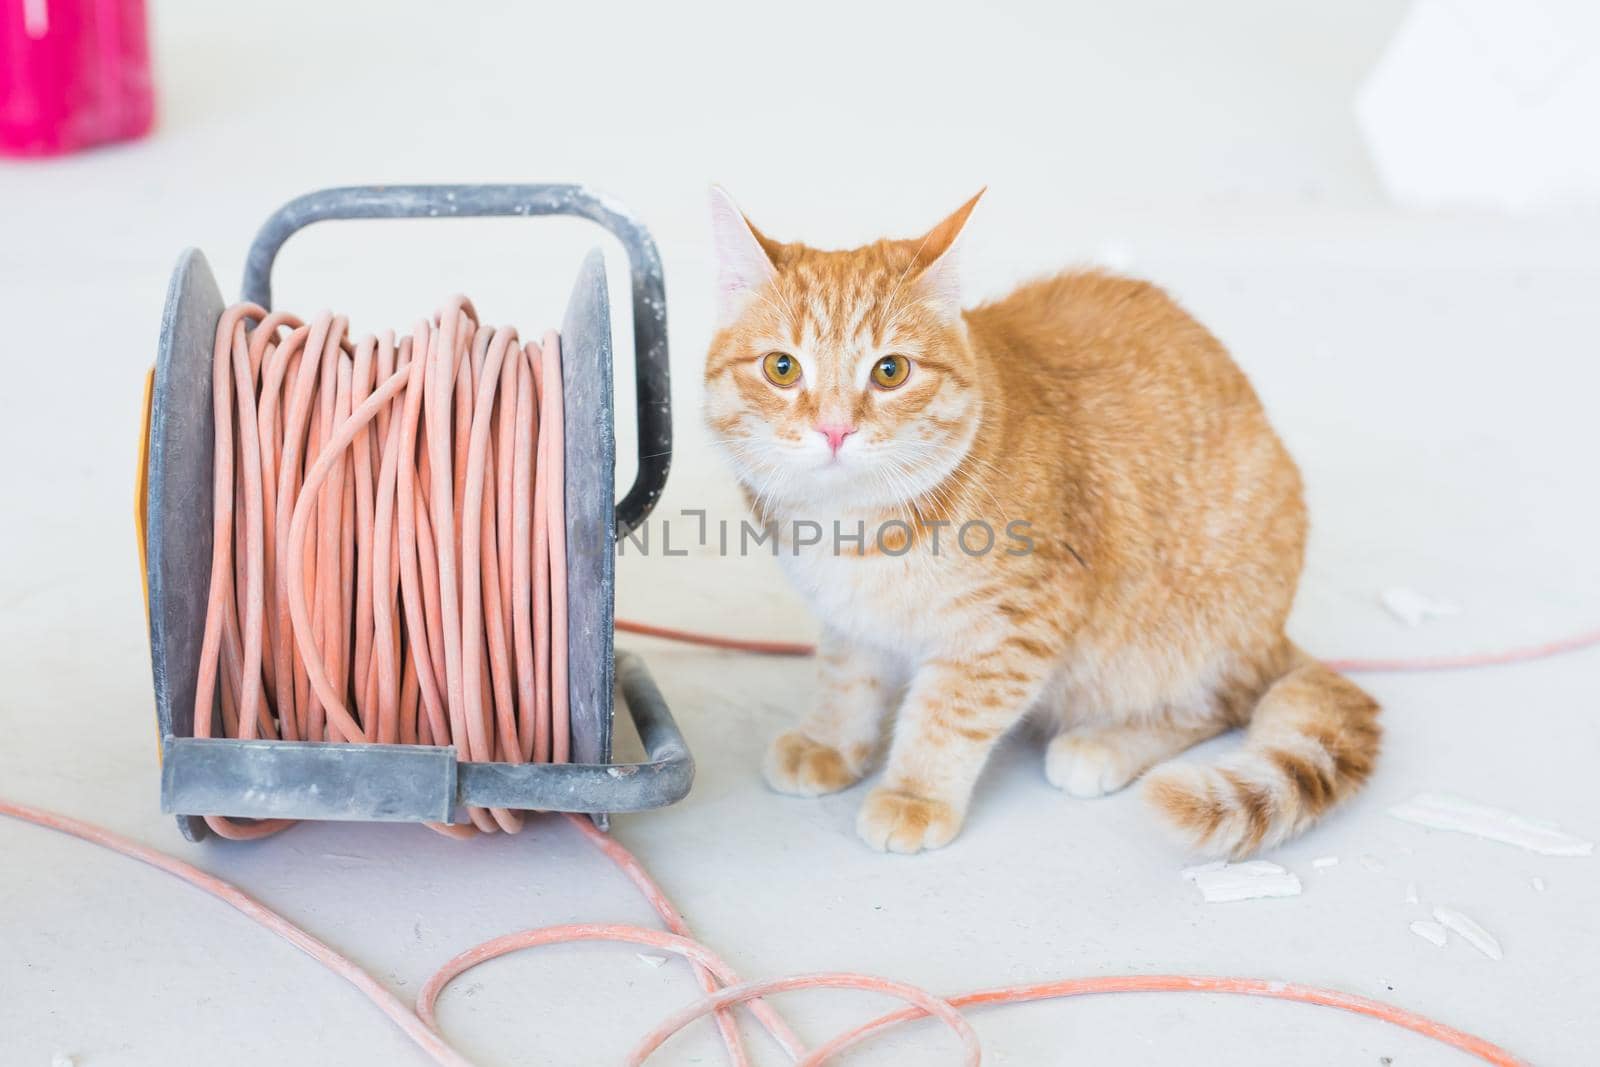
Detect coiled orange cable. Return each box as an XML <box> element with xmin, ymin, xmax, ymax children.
<box><xmin>193</xmin><ymin>298</ymin><xmax>569</xmax><ymax>839</ymax></box>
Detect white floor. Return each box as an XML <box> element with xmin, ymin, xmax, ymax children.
<box><xmin>5</xmin><ymin>3</ymin><xmax>1600</xmax><ymax>1064</ymax></box>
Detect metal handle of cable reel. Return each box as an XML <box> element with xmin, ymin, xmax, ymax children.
<box><xmin>240</xmin><ymin>183</ymin><xmax>671</xmax><ymax>534</ymax></box>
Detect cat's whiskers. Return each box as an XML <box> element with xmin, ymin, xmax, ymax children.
<box><xmin>868</xmin><ymin>463</ymin><xmax>918</xmax><ymax>534</ymax></box>
<box><xmin>708</xmin><ymin>437</ymin><xmax>770</xmax><ymax>488</ymax></box>
<box><xmin>845</xmin><ymin>443</ymin><xmax>954</xmax><ymax>527</ymax></box>
<box><xmin>716</xmin><ymin>434</ymin><xmax>792</xmax><ymax>518</ymax></box>
<box><xmin>891</xmin><ymin>440</ymin><xmax>1011</xmax><ymax>526</ymax></box>
<box><xmin>875</xmin><ymin>454</ymin><xmax>937</xmax><ymax>534</ymax></box>
<box><xmin>751</xmin><ymin>455</ymin><xmax>792</xmax><ymax>517</ymax></box>
<box><xmin>876</xmin><ymin>449</ymin><xmax>947</xmax><ymax>513</ymax></box>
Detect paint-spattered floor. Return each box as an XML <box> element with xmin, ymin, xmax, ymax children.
<box><xmin>4</xmin><ymin>5</ymin><xmax>1600</xmax><ymax>1063</ymax></box>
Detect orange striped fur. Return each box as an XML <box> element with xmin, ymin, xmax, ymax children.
<box><xmin>704</xmin><ymin>188</ymin><xmax>1379</xmax><ymax>855</ymax></box>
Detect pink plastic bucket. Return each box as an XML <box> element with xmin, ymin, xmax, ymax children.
<box><xmin>0</xmin><ymin>0</ymin><xmax>153</xmax><ymax>157</ymax></box>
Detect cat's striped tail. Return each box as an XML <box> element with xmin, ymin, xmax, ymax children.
<box><xmin>1141</xmin><ymin>650</ymin><xmax>1381</xmax><ymax>858</ymax></box>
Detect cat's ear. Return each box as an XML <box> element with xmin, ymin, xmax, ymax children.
<box><xmin>709</xmin><ymin>185</ymin><xmax>779</xmax><ymax>326</ymax></box>
<box><xmin>911</xmin><ymin>188</ymin><xmax>985</xmax><ymax>315</ymax></box>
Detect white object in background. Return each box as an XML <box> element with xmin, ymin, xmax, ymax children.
<box><xmin>1389</xmin><ymin>793</ymin><xmax>1595</xmax><ymax>856</ymax></box>
<box><xmin>1381</xmin><ymin>587</ymin><xmax>1461</xmax><ymax>627</ymax></box>
<box><xmin>1433</xmin><ymin>906</ymin><xmax>1504</xmax><ymax>959</ymax></box>
<box><xmin>1357</xmin><ymin>0</ymin><xmax>1600</xmax><ymax>211</ymax></box>
<box><xmin>1182</xmin><ymin>861</ymin><xmax>1303</xmax><ymax>903</ymax></box>
<box><xmin>1405</xmin><ymin>882</ymin><xmax>1421</xmax><ymax>904</ymax></box>
<box><xmin>1532</xmin><ymin>876</ymin><xmax>1547</xmax><ymax>892</ymax></box>
<box><xmin>1410</xmin><ymin>920</ymin><xmax>1449</xmax><ymax>947</ymax></box>
<box><xmin>1313</xmin><ymin>856</ymin><xmax>1340</xmax><ymax>869</ymax></box>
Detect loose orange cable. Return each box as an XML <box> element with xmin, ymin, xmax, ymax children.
<box><xmin>617</xmin><ymin>618</ymin><xmax>1600</xmax><ymax>674</ymax></box>
<box><xmin>0</xmin><ymin>796</ymin><xmax>471</xmax><ymax>1067</ymax></box>
<box><xmin>0</xmin><ymin>798</ymin><xmax>1527</xmax><ymax>1066</ymax></box>
<box><xmin>615</xmin><ymin>618</ymin><xmax>816</xmax><ymax>657</ymax></box>
<box><xmin>1324</xmin><ymin>627</ymin><xmax>1600</xmax><ymax>674</ymax></box>
<box><xmin>809</xmin><ymin>976</ymin><xmax>1524</xmax><ymax>1066</ymax></box>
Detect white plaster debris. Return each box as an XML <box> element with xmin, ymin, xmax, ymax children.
<box><xmin>1389</xmin><ymin>793</ymin><xmax>1595</xmax><ymax>856</ymax></box>
<box><xmin>1409</xmin><ymin>920</ymin><xmax>1448</xmax><ymax>948</ymax></box>
<box><xmin>1381</xmin><ymin>586</ymin><xmax>1462</xmax><ymax>627</ymax></box>
<box><xmin>1532</xmin><ymin>877</ymin><xmax>1547</xmax><ymax>892</ymax></box>
<box><xmin>637</xmin><ymin>953</ymin><xmax>669</xmax><ymax>968</ymax></box>
<box><xmin>1312</xmin><ymin>856</ymin><xmax>1339</xmax><ymax>869</ymax></box>
<box><xmin>1360</xmin><ymin>855</ymin><xmax>1384</xmax><ymax>872</ymax></box>
<box><xmin>1433</xmin><ymin>907</ymin><xmax>1504</xmax><ymax>960</ymax></box>
<box><xmin>1182</xmin><ymin>860</ymin><xmax>1302</xmax><ymax>903</ymax></box>
<box><xmin>1404</xmin><ymin>882</ymin><xmax>1420</xmax><ymax>905</ymax></box>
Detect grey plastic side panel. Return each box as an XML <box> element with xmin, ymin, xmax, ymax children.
<box><xmin>147</xmin><ymin>249</ymin><xmax>223</xmax><ymax>843</ymax></box>
<box><xmin>562</xmin><ymin>249</ymin><xmax>616</xmax><ymax>776</ymax></box>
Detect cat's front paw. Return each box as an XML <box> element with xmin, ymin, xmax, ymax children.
<box><xmin>856</xmin><ymin>788</ymin><xmax>961</xmax><ymax>853</ymax></box>
<box><xmin>764</xmin><ymin>731</ymin><xmax>865</xmax><ymax>797</ymax></box>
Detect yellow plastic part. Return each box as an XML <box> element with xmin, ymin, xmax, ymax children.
<box><xmin>136</xmin><ymin>365</ymin><xmax>160</xmax><ymax>763</ymax></box>
<box><xmin>136</xmin><ymin>365</ymin><xmax>153</xmax><ymax>612</ymax></box>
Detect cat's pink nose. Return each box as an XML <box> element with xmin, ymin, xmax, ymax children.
<box><xmin>815</xmin><ymin>423</ymin><xmax>857</xmax><ymax>455</ymax></box>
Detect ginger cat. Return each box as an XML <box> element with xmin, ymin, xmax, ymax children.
<box><xmin>703</xmin><ymin>188</ymin><xmax>1380</xmax><ymax>856</ymax></box>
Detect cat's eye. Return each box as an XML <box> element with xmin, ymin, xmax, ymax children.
<box><xmin>871</xmin><ymin>354</ymin><xmax>911</xmax><ymax>389</ymax></box>
<box><xmin>762</xmin><ymin>351</ymin><xmax>801</xmax><ymax>387</ymax></box>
